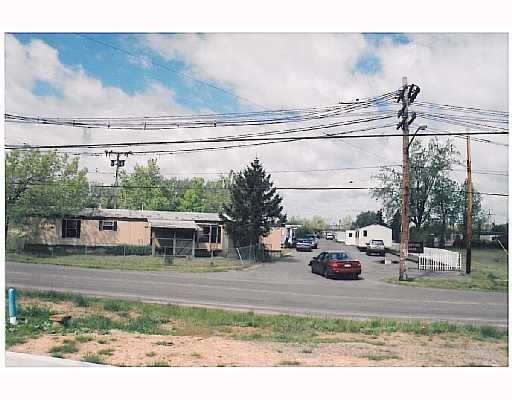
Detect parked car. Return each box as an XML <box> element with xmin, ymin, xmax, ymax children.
<box><xmin>325</xmin><ymin>232</ymin><xmax>335</xmax><ymax>240</ymax></box>
<box><xmin>309</xmin><ymin>251</ymin><xmax>361</xmax><ymax>279</ymax></box>
<box><xmin>366</xmin><ymin>239</ymin><xmax>385</xmax><ymax>256</ymax></box>
<box><xmin>304</xmin><ymin>234</ymin><xmax>318</xmax><ymax>249</ymax></box>
<box><xmin>296</xmin><ymin>238</ymin><xmax>313</xmax><ymax>252</ymax></box>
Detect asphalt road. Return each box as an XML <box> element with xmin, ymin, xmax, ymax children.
<box><xmin>5</xmin><ymin>239</ymin><xmax>508</xmax><ymax>327</ymax></box>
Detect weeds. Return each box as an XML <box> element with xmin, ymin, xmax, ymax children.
<box><xmin>364</xmin><ymin>354</ymin><xmax>401</xmax><ymax>361</ymax></box>
<box><xmin>49</xmin><ymin>342</ymin><xmax>78</xmax><ymax>358</ymax></box>
<box><xmin>299</xmin><ymin>348</ymin><xmax>313</xmax><ymax>353</ymax></box>
<box><xmin>98</xmin><ymin>348</ymin><xmax>114</xmax><ymax>356</ymax></box>
<box><xmin>147</xmin><ymin>360</ymin><xmax>170</xmax><ymax>367</ymax></box>
<box><xmin>191</xmin><ymin>352</ymin><xmax>202</xmax><ymax>358</ymax></box>
<box><xmin>82</xmin><ymin>353</ymin><xmax>105</xmax><ymax>364</ymax></box>
<box><xmin>146</xmin><ymin>351</ymin><xmax>156</xmax><ymax>357</ymax></box>
<box><xmin>74</xmin><ymin>295</ymin><xmax>90</xmax><ymax>308</ymax></box>
<box><xmin>6</xmin><ymin>289</ymin><xmax>508</xmax><ymax>356</ymax></box>
<box><xmin>75</xmin><ymin>335</ymin><xmax>93</xmax><ymax>343</ymax></box>
<box><xmin>103</xmin><ymin>300</ymin><xmax>131</xmax><ymax>312</ymax></box>
<box><xmin>278</xmin><ymin>360</ymin><xmax>301</xmax><ymax>366</ymax></box>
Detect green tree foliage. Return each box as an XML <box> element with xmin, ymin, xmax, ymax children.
<box><xmin>352</xmin><ymin>210</ymin><xmax>384</xmax><ymax>229</ymax></box>
<box><xmin>5</xmin><ymin>150</ymin><xmax>89</xmax><ymax>234</ymax></box>
<box><xmin>220</xmin><ymin>158</ymin><xmax>286</xmax><ymax>247</ymax></box>
<box><xmin>460</xmin><ymin>179</ymin><xmax>482</xmax><ymax>228</ymax></box>
<box><xmin>178</xmin><ymin>177</ymin><xmax>208</xmax><ymax>212</ymax></box>
<box><xmin>371</xmin><ymin>138</ymin><xmax>461</xmax><ymax>229</ymax></box>
<box><xmin>430</xmin><ymin>178</ymin><xmax>461</xmax><ymax>247</ymax></box>
<box><xmin>338</xmin><ymin>215</ymin><xmax>354</xmax><ymax>230</ymax></box>
<box><xmin>290</xmin><ymin>215</ymin><xmax>329</xmax><ymax>237</ymax></box>
<box><xmin>86</xmin><ymin>182</ymin><xmax>115</xmax><ymax>209</ymax></box>
<box><xmin>203</xmin><ymin>174</ymin><xmax>233</xmax><ymax>213</ymax></box>
<box><xmin>118</xmin><ymin>159</ymin><xmax>170</xmax><ymax>210</ymax></box>
<box><xmin>177</xmin><ymin>176</ymin><xmax>232</xmax><ymax>213</ymax></box>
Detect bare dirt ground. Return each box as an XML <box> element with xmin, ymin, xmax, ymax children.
<box><xmin>9</xmin><ymin>330</ymin><xmax>508</xmax><ymax>367</ymax></box>
<box><xmin>10</xmin><ymin>298</ymin><xmax>507</xmax><ymax>367</ymax></box>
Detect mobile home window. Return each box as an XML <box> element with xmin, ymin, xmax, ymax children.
<box><xmin>348</xmin><ymin>232</ymin><xmax>353</xmax><ymax>237</ymax></box>
<box><xmin>62</xmin><ymin>219</ymin><xmax>81</xmax><ymax>238</ymax></box>
<box><xmin>210</xmin><ymin>226</ymin><xmax>221</xmax><ymax>243</ymax></box>
<box><xmin>200</xmin><ymin>226</ymin><xmax>222</xmax><ymax>243</ymax></box>
<box><xmin>99</xmin><ymin>220</ymin><xmax>118</xmax><ymax>231</ymax></box>
<box><xmin>363</xmin><ymin>230</ymin><xmax>368</xmax><ymax>237</ymax></box>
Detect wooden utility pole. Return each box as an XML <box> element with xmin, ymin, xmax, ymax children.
<box><xmin>466</xmin><ymin>135</ymin><xmax>473</xmax><ymax>274</ymax></box>
<box><xmin>106</xmin><ymin>150</ymin><xmax>132</xmax><ymax>209</ymax></box>
<box><xmin>399</xmin><ymin>77</ymin><xmax>410</xmax><ymax>281</ymax></box>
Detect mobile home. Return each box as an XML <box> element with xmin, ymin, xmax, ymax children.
<box><xmin>355</xmin><ymin>224</ymin><xmax>392</xmax><ymax>248</ymax></box>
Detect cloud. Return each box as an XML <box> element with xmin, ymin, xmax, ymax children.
<box><xmin>5</xmin><ymin>33</ymin><xmax>509</xmax><ymax>224</ymax></box>
<box><xmin>126</xmin><ymin>54</ymin><xmax>153</xmax><ymax>69</ymax></box>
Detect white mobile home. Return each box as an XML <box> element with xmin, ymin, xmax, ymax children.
<box><xmin>345</xmin><ymin>230</ymin><xmax>357</xmax><ymax>245</ymax></box>
<box><xmin>335</xmin><ymin>231</ymin><xmax>346</xmax><ymax>243</ymax></box>
<box><xmin>355</xmin><ymin>224</ymin><xmax>392</xmax><ymax>248</ymax></box>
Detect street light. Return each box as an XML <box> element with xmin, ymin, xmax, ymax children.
<box><xmin>408</xmin><ymin>124</ymin><xmax>427</xmax><ymax>150</ymax></box>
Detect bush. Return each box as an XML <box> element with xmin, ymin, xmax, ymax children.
<box><xmin>451</xmin><ymin>238</ymin><xmax>505</xmax><ymax>249</ymax></box>
<box><xmin>22</xmin><ymin>244</ymin><xmax>152</xmax><ymax>256</ymax></box>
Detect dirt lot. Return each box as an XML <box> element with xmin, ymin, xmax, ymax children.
<box><xmin>9</xmin><ymin>327</ymin><xmax>508</xmax><ymax>367</ymax></box>
<box><xmin>7</xmin><ymin>294</ymin><xmax>508</xmax><ymax>367</ymax></box>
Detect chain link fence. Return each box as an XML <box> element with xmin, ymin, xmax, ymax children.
<box><xmin>225</xmin><ymin>243</ymin><xmax>281</xmax><ymax>264</ymax></box>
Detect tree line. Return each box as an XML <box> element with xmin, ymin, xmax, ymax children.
<box><xmin>5</xmin><ymin>151</ymin><xmax>286</xmax><ymax>248</ymax></box>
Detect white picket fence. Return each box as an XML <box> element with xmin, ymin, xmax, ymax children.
<box><xmin>418</xmin><ymin>247</ymin><xmax>462</xmax><ymax>271</ymax></box>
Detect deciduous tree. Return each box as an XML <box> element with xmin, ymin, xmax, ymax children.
<box><xmin>371</xmin><ymin>138</ymin><xmax>461</xmax><ymax>230</ymax></box>
<box><xmin>5</xmin><ymin>150</ymin><xmax>89</xmax><ymax>235</ymax></box>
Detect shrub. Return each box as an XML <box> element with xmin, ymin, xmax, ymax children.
<box><xmin>73</xmin><ymin>295</ymin><xmax>90</xmax><ymax>308</ymax></box>
<box><xmin>82</xmin><ymin>353</ymin><xmax>105</xmax><ymax>364</ymax></box>
<box><xmin>50</xmin><ymin>342</ymin><xmax>78</xmax><ymax>357</ymax></box>
<box><xmin>98</xmin><ymin>348</ymin><xmax>114</xmax><ymax>356</ymax></box>
<box><xmin>103</xmin><ymin>300</ymin><xmax>131</xmax><ymax>312</ymax></box>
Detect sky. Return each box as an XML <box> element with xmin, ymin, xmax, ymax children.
<box><xmin>4</xmin><ymin>32</ymin><xmax>509</xmax><ymax>224</ymax></box>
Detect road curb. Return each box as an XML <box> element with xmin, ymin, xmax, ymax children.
<box><xmin>5</xmin><ymin>351</ymin><xmax>107</xmax><ymax>367</ymax></box>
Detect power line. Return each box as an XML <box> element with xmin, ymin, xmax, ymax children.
<box><xmin>425</xmin><ymin>127</ymin><xmax>508</xmax><ymax>147</ymax></box>
<box><xmin>86</xmin><ymin>164</ymin><xmax>402</xmax><ymax>176</ymax></box>
<box><xmin>76</xmin><ymin>33</ymin><xmax>266</xmax><ymax>110</ymax></box>
<box><xmin>85</xmin><ymin>165</ymin><xmax>507</xmax><ymax>177</ymax></box>
<box><xmin>7</xmin><ymin>181</ymin><xmax>508</xmax><ymax>197</ymax></box>
<box><xmin>6</xmin><ymin>130</ymin><xmax>508</xmax><ymax>150</ymax></box>
<box><xmin>4</xmin><ymin>96</ymin><xmax>396</xmax><ymax>130</ymax></box>
<box><xmin>413</xmin><ymin>101</ymin><xmax>509</xmax><ymax>116</ymax></box>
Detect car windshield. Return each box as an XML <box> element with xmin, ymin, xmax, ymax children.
<box><xmin>329</xmin><ymin>252</ymin><xmax>350</xmax><ymax>260</ymax></box>
<box><xmin>371</xmin><ymin>240</ymin><xmax>384</xmax><ymax>245</ymax></box>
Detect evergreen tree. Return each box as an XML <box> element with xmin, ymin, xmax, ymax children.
<box><xmin>220</xmin><ymin>159</ymin><xmax>286</xmax><ymax>247</ymax></box>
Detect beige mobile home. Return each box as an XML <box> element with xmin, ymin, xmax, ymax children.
<box><xmin>26</xmin><ymin>208</ymin><xmax>224</xmax><ymax>256</ymax></box>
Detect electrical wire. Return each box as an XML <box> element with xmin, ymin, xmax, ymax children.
<box><xmin>6</xmin><ymin>181</ymin><xmax>508</xmax><ymax>197</ymax></box>
<box><xmin>5</xmin><ymin>130</ymin><xmax>508</xmax><ymax>150</ymax></box>
<box><xmin>4</xmin><ymin>93</ymin><xmax>396</xmax><ymax>130</ymax></box>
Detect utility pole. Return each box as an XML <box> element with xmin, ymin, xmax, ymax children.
<box><xmin>466</xmin><ymin>135</ymin><xmax>473</xmax><ymax>274</ymax></box>
<box><xmin>105</xmin><ymin>150</ymin><xmax>132</xmax><ymax>209</ymax></box>
<box><xmin>397</xmin><ymin>77</ymin><xmax>420</xmax><ymax>281</ymax></box>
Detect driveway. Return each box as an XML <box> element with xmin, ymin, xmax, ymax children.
<box><xmin>5</xmin><ymin>239</ymin><xmax>508</xmax><ymax>326</ymax></box>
